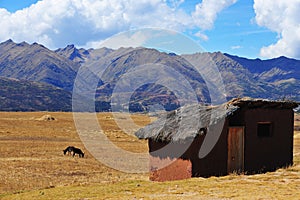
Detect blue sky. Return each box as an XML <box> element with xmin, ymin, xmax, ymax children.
<box><xmin>0</xmin><ymin>0</ymin><xmax>298</xmax><ymax>59</ymax></box>
<box><xmin>201</xmin><ymin>0</ymin><xmax>277</xmax><ymax>58</ymax></box>
<box><xmin>0</xmin><ymin>0</ymin><xmax>38</xmax><ymax>12</ymax></box>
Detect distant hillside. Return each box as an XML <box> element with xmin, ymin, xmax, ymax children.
<box><xmin>225</xmin><ymin>54</ymin><xmax>300</xmax><ymax>101</ymax></box>
<box><xmin>55</xmin><ymin>44</ymin><xmax>91</xmax><ymax>64</ymax></box>
<box><xmin>0</xmin><ymin>40</ymin><xmax>299</xmax><ymax>112</ymax></box>
<box><xmin>0</xmin><ymin>39</ymin><xmax>79</xmax><ymax>91</ymax></box>
<box><xmin>94</xmin><ymin>48</ymin><xmax>210</xmax><ymax>111</ymax></box>
<box><xmin>0</xmin><ymin>77</ymin><xmax>72</xmax><ymax>111</ymax></box>
<box><xmin>182</xmin><ymin>52</ymin><xmax>278</xmax><ymax>101</ymax></box>
<box><xmin>55</xmin><ymin>44</ymin><xmax>113</xmax><ymax>65</ymax></box>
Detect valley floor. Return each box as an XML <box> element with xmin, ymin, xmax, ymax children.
<box><xmin>0</xmin><ymin>112</ymin><xmax>299</xmax><ymax>199</ymax></box>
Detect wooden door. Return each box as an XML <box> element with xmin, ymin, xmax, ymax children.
<box><xmin>227</xmin><ymin>127</ymin><xmax>244</xmax><ymax>174</ymax></box>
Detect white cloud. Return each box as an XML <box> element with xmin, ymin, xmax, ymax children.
<box><xmin>94</xmin><ymin>29</ymin><xmax>153</xmax><ymax>49</ymax></box>
<box><xmin>0</xmin><ymin>0</ymin><xmax>237</xmax><ymax>49</ymax></box>
<box><xmin>231</xmin><ymin>45</ymin><xmax>242</xmax><ymax>50</ymax></box>
<box><xmin>192</xmin><ymin>0</ymin><xmax>237</xmax><ymax>30</ymax></box>
<box><xmin>195</xmin><ymin>31</ymin><xmax>209</xmax><ymax>41</ymax></box>
<box><xmin>167</xmin><ymin>0</ymin><xmax>185</xmax><ymax>9</ymax></box>
<box><xmin>254</xmin><ymin>0</ymin><xmax>300</xmax><ymax>59</ymax></box>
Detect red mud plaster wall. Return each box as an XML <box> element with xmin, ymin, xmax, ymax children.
<box><xmin>149</xmin><ymin>156</ymin><xmax>192</xmax><ymax>181</ymax></box>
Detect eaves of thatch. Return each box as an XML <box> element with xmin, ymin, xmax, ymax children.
<box><xmin>135</xmin><ymin>97</ymin><xmax>298</xmax><ymax>143</ymax></box>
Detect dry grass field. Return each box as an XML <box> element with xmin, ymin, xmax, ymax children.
<box><xmin>0</xmin><ymin>112</ymin><xmax>299</xmax><ymax>200</ymax></box>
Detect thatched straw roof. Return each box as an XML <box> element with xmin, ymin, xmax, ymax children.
<box><xmin>135</xmin><ymin>98</ymin><xmax>298</xmax><ymax>142</ymax></box>
<box><xmin>227</xmin><ymin>97</ymin><xmax>298</xmax><ymax>109</ymax></box>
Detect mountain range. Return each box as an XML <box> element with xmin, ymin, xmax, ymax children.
<box><xmin>0</xmin><ymin>39</ymin><xmax>299</xmax><ymax>112</ymax></box>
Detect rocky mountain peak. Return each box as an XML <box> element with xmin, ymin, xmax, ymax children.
<box><xmin>55</xmin><ymin>44</ymin><xmax>91</xmax><ymax>63</ymax></box>
<box><xmin>0</xmin><ymin>40</ymin><xmax>299</xmax><ymax>111</ymax></box>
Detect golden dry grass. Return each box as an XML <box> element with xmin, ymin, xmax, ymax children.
<box><xmin>0</xmin><ymin>112</ymin><xmax>299</xmax><ymax>200</ymax></box>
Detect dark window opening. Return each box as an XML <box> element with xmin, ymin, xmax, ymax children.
<box><xmin>199</xmin><ymin>127</ymin><xmax>207</xmax><ymax>136</ymax></box>
<box><xmin>257</xmin><ymin>122</ymin><xmax>272</xmax><ymax>137</ymax></box>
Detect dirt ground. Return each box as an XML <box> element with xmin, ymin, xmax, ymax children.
<box><xmin>0</xmin><ymin>112</ymin><xmax>151</xmax><ymax>194</ymax></box>
<box><xmin>0</xmin><ymin>112</ymin><xmax>299</xmax><ymax>199</ymax></box>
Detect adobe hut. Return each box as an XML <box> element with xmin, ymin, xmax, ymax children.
<box><xmin>135</xmin><ymin>98</ymin><xmax>298</xmax><ymax>181</ymax></box>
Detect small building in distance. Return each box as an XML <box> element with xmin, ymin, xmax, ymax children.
<box><xmin>135</xmin><ymin>98</ymin><xmax>298</xmax><ymax>181</ymax></box>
